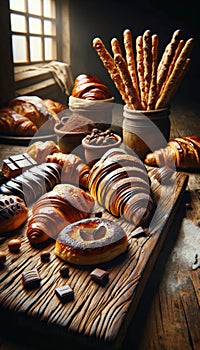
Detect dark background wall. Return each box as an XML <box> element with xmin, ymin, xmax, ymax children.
<box><xmin>69</xmin><ymin>0</ymin><xmax>200</xmax><ymax>108</ymax></box>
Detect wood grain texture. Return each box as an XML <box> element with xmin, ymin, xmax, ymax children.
<box><xmin>0</xmin><ymin>169</ymin><xmax>188</xmax><ymax>350</ymax></box>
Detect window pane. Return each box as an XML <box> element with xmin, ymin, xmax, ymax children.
<box><xmin>12</xmin><ymin>35</ymin><xmax>27</xmax><ymax>63</ymax></box>
<box><xmin>29</xmin><ymin>17</ymin><xmax>42</xmax><ymax>34</ymax></box>
<box><xmin>44</xmin><ymin>20</ymin><xmax>55</xmax><ymax>35</ymax></box>
<box><xmin>11</xmin><ymin>14</ymin><xmax>26</xmax><ymax>33</ymax></box>
<box><xmin>30</xmin><ymin>36</ymin><xmax>42</xmax><ymax>61</ymax></box>
<box><xmin>9</xmin><ymin>0</ymin><xmax>26</xmax><ymax>12</ymax></box>
<box><xmin>28</xmin><ymin>0</ymin><xmax>42</xmax><ymax>15</ymax></box>
<box><xmin>43</xmin><ymin>0</ymin><xmax>56</xmax><ymax>18</ymax></box>
<box><xmin>44</xmin><ymin>37</ymin><xmax>56</xmax><ymax>60</ymax></box>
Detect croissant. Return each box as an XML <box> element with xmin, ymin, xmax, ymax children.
<box><xmin>26</xmin><ymin>141</ymin><xmax>60</xmax><ymax>163</ymax></box>
<box><xmin>0</xmin><ymin>194</ymin><xmax>28</xmax><ymax>233</ymax></box>
<box><xmin>72</xmin><ymin>74</ymin><xmax>112</xmax><ymax>100</ymax></box>
<box><xmin>26</xmin><ymin>183</ymin><xmax>95</xmax><ymax>245</ymax></box>
<box><xmin>88</xmin><ymin>148</ymin><xmax>154</xmax><ymax>226</ymax></box>
<box><xmin>46</xmin><ymin>152</ymin><xmax>90</xmax><ymax>189</ymax></box>
<box><xmin>0</xmin><ymin>108</ymin><xmax>37</xmax><ymax>136</ymax></box>
<box><xmin>144</xmin><ymin>136</ymin><xmax>200</xmax><ymax>170</ymax></box>
<box><xmin>0</xmin><ymin>163</ymin><xmax>61</xmax><ymax>205</ymax></box>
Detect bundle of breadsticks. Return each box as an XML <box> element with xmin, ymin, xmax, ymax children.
<box><xmin>92</xmin><ymin>29</ymin><xmax>194</xmax><ymax>110</ymax></box>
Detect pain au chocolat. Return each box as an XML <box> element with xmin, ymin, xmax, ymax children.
<box><xmin>88</xmin><ymin>148</ymin><xmax>154</xmax><ymax>227</ymax></box>
<box><xmin>55</xmin><ymin>217</ymin><xmax>128</xmax><ymax>265</ymax></box>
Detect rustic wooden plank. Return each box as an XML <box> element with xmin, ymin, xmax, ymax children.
<box><xmin>0</xmin><ymin>171</ymin><xmax>188</xmax><ymax>350</ymax></box>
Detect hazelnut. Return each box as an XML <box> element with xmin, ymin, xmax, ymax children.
<box><xmin>0</xmin><ymin>251</ymin><xmax>6</xmax><ymax>266</ymax></box>
<box><xmin>8</xmin><ymin>238</ymin><xmax>21</xmax><ymax>253</ymax></box>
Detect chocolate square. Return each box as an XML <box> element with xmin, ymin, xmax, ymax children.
<box><xmin>90</xmin><ymin>268</ymin><xmax>109</xmax><ymax>285</ymax></box>
<box><xmin>22</xmin><ymin>269</ymin><xmax>41</xmax><ymax>290</ymax></box>
<box><xmin>55</xmin><ymin>285</ymin><xmax>74</xmax><ymax>303</ymax></box>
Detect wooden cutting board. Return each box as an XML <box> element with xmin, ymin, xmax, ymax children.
<box><xmin>0</xmin><ymin>171</ymin><xmax>188</xmax><ymax>350</ymax></box>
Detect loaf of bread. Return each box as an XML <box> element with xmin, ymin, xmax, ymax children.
<box><xmin>0</xmin><ymin>194</ymin><xmax>28</xmax><ymax>233</ymax></box>
<box><xmin>144</xmin><ymin>136</ymin><xmax>200</xmax><ymax>170</ymax></box>
<box><xmin>88</xmin><ymin>148</ymin><xmax>154</xmax><ymax>226</ymax></box>
<box><xmin>26</xmin><ymin>183</ymin><xmax>94</xmax><ymax>245</ymax></box>
<box><xmin>46</xmin><ymin>152</ymin><xmax>90</xmax><ymax>189</ymax></box>
<box><xmin>72</xmin><ymin>74</ymin><xmax>112</xmax><ymax>100</ymax></box>
<box><xmin>0</xmin><ymin>108</ymin><xmax>38</xmax><ymax>136</ymax></box>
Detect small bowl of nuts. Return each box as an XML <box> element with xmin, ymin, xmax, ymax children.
<box><xmin>82</xmin><ymin>128</ymin><xmax>122</xmax><ymax>165</ymax></box>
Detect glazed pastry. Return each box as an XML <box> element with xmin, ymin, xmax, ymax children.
<box><xmin>0</xmin><ymin>163</ymin><xmax>61</xmax><ymax>205</ymax></box>
<box><xmin>46</xmin><ymin>152</ymin><xmax>90</xmax><ymax>189</ymax></box>
<box><xmin>26</xmin><ymin>184</ymin><xmax>95</xmax><ymax>245</ymax></box>
<box><xmin>55</xmin><ymin>217</ymin><xmax>128</xmax><ymax>265</ymax></box>
<box><xmin>144</xmin><ymin>136</ymin><xmax>200</xmax><ymax>170</ymax></box>
<box><xmin>88</xmin><ymin>149</ymin><xmax>154</xmax><ymax>226</ymax></box>
<box><xmin>42</xmin><ymin>99</ymin><xmax>67</xmax><ymax>114</ymax></box>
<box><xmin>0</xmin><ymin>194</ymin><xmax>28</xmax><ymax>233</ymax></box>
<box><xmin>26</xmin><ymin>141</ymin><xmax>60</xmax><ymax>163</ymax></box>
<box><xmin>0</xmin><ymin>108</ymin><xmax>37</xmax><ymax>136</ymax></box>
<box><xmin>72</xmin><ymin>74</ymin><xmax>112</xmax><ymax>100</ymax></box>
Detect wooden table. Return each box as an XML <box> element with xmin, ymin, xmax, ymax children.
<box><xmin>0</xmin><ymin>103</ymin><xmax>199</xmax><ymax>350</ymax></box>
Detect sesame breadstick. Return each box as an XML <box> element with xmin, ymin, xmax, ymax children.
<box><xmin>114</xmin><ymin>53</ymin><xmax>142</xmax><ymax>110</ymax></box>
<box><xmin>111</xmin><ymin>37</ymin><xmax>122</xmax><ymax>56</ymax></box>
<box><xmin>156</xmin><ymin>38</ymin><xmax>194</xmax><ymax>109</ymax></box>
<box><xmin>143</xmin><ymin>29</ymin><xmax>152</xmax><ymax>105</ymax></box>
<box><xmin>93</xmin><ymin>37</ymin><xmax>130</xmax><ymax>105</ymax></box>
<box><xmin>157</xmin><ymin>29</ymin><xmax>181</xmax><ymax>96</ymax></box>
<box><xmin>136</xmin><ymin>35</ymin><xmax>146</xmax><ymax>109</ymax></box>
<box><xmin>123</xmin><ymin>29</ymin><xmax>140</xmax><ymax>103</ymax></box>
<box><xmin>147</xmin><ymin>34</ymin><xmax>159</xmax><ymax>110</ymax></box>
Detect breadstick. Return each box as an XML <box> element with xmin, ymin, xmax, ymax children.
<box><xmin>156</xmin><ymin>38</ymin><xmax>194</xmax><ymax>109</ymax></box>
<box><xmin>123</xmin><ymin>29</ymin><xmax>140</xmax><ymax>103</ymax></box>
<box><xmin>114</xmin><ymin>53</ymin><xmax>142</xmax><ymax>109</ymax></box>
<box><xmin>147</xmin><ymin>34</ymin><xmax>158</xmax><ymax>110</ymax></box>
<box><xmin>111</xmin><ymin>37</ymin><xmax>122</xmax><ymax>56</ymax></box>
<box><xmin>136</xmin><ymin>35</ymin><xmax>146</xmax><ymax>109</ymax></box>
<box><xmin>92</xmin><ymin>37</ymin><xmax>130</xmax><ymax>105</ymax></box>
<box><xmin>143</xmin><ymin>29</ymin><xmax>152</xmax><ymax>105</ymax></box>
<box><xmin>157</xmin><ymin>29</ymin><xmax>181</xmax><ymax>96</ymax></box>
<box><xmin>159</xmin><ymin>39</ymin><xmax>185</xmax><ymax>98</ymax></box>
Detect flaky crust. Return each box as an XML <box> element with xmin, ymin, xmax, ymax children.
<box><xmin>26</xmin><ymin>184</ymin><xmax>94</xmax><ymax>245</ymax></box>
<box><xmin>144</xmin><ymin>136</ymin><xmax>200</xmax><ymax>170</ymax></box>
<box><xmin>0</xmin><ymin>108</ymin><xmax>37</xmax><ymax>136</ymax></box>
<box><xmin>0</xmin><ymin>194</ymin><xmax>28</xmax><ymax>233</ymax></box>
<box><xmin>27</xmin><ymin>141</ymin><xmax>60</xmax><ymax>163</ymax></box>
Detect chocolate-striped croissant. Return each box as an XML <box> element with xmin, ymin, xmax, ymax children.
<box><xmin>144</xmin><ymin>136</ymin><xmax>200</xmax><ymax>170</ymax></box>
<box><xmin>88</xmin><ymin>148</ymin><xmax>154</xmax><ymax>226</ymax></box>
<box><xmin>46</xmin><ymin>152</ymin><xmax>90</xmax><ymax>189</ymax></box>
<box><xmin>26</xmin><ymin>184</ymin><xmax>94</xmax><ymax>245</ymax></box>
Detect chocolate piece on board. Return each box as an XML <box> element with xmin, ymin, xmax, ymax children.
<box><xmin>22</xmin><ymin>269</ymin><xmax>41</xmax><ymax>290</ymax></box>
<box><xmin>90</xmin><ymin>268</ymin><xmax>109</xmax><ymax>285</ymax></box>
<box><xmin>55</xmin><ymin>285</ymin><xmax>74</xmax><ymax>302</ymax></box>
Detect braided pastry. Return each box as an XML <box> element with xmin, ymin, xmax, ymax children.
<box><xmin>88</xmin><ymin>148</ymin><xmax>154</xmax><ymax>226</ymax></box>
<box><xmin>144</xmin><ymin>136</ymin><xmax>200</xmax><ymax>170</ymax></box>
<box><xmin>0</xmin><ymin>194</ymin><xmax>28</xmax><ymax>233</ymax></box>
<box><xmin>26</xmin><ymin>184</ymin><xmax>94</xmax><ymax>245</ymax></box>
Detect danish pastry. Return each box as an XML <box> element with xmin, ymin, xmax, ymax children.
<box><xmin>55</xmin><ymin>217</ymin><xmax>128</xmax><ymax>265</ymax></box>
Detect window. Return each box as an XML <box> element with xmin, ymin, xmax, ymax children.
<box><xmin>9</xmin><ymin>0</ymin><xmax>57</xmax><ymax>65</ymax></box>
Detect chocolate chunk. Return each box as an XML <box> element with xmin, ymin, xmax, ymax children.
<box><xmin>8</xmin><ymin>238</ymin><xmax>21</xmax><ymax>253</ymax></box>
<box><xmin>55</xmin><ymin>285</ymin><xmax>74</xmax><ymax>302</ymax></box>
<box><xmin>40</xmin><ymin>251</ymin><xmax>51</xmax><ymax>262</ymax></box>
<box><xmin>22</xmin><ymin>269</ymin><xmax>41</xmax><ymax>290</ymax></box>
<box><xmin>60</xmin><ymin>266</ymin><xmax>70</xmax><ymax>278</ymax></box>
<box><xmin>90</xmin><ymin>268</ymin><xmax>109</xmax><ymax>285</ymax></box>
<box><xmin>2</xmin><ymin>153</ymin><xmax>37</xmax><ymax>178</ymax></box>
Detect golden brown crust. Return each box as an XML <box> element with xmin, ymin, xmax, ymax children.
<box><xmin>0</xmin><ymin>108</ymin><xmax>37</xmax><ymax>136</ymax></box>
<box><xmin>111</xmin><ymin>37</ymin><xmax>122</xmax><ymax>56</ymax></box>
<box><xmin>26</xmin><ymin>184</ymin><xmax>94</xmax><ymax>245</ymax></box>
<box><xmin>26</xmin><ymin>141</ymin><xmax>60</xmax><ymax>163</ymax></box>
<box><xmin>144</xmin><ymin>136</ymin><xmax>200</xmax><ymax>169</ymax></box>
<box><xmin>143</xmin><ymin>29</ymin><xmax>152</xmax><ymax>106</ymax></box>
<box><xmin>136</xmin><ymin>35</ymin><xmax>146</xmax><ymax>109</ymax></box>
<box><xmin>55</xmin><ymin>217</ymin><xmax>128</xmax><ymax>265</ymax></box>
